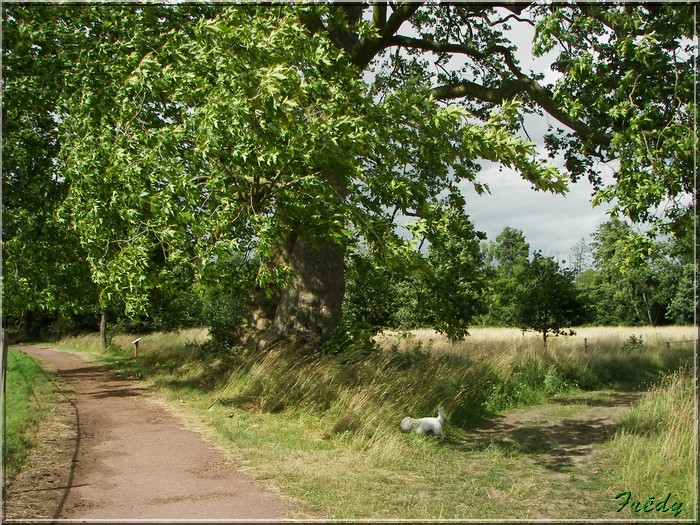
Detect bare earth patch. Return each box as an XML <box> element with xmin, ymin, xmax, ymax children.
<box><xmin>3</xmin><ymin>346</ymin><xmax>290</xmax><ymax>521</ymax></box>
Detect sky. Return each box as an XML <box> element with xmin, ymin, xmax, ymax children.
<box><xmin>461</xmin><ymin>162</ymin><xmax>613</xmax><ymax>259</ymax></box>
<box><xmin>445</xmin><ymin>9</ymin><xmax>615</xmax><ymax>259</ymax></box>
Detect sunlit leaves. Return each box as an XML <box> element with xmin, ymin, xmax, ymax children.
<box><xmin>8</xmin><ymin>2</ymin><xmax>688</xmax><ymax>325</ymax></box>
<box><xmin>533</xmin><ymin>2</ymin><xmax>695</xmax><ymax>242</ymax></box>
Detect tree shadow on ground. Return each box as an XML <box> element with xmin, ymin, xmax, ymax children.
<box><xmin>57</xmin><ymin>364</ymin><xmax>150</xmax><ymax>399</ymax></box>
<box><xmin>547</xmin><ymin>391</ymin><xmax>642</xmax><ymax>408</ymax></box>
<box><xmin>450</xmin><ymin>391</ymin><xmax>643</xmax><ymax>473</ymax></box>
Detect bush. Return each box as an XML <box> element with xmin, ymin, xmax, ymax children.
<box><xmin>201</xmin><ymin>254</ymin><xmax>257</xmax><ymax>346</ymax></box>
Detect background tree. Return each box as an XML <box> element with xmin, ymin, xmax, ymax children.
<box><xmin>580</xmin><ymin>218</ymin><xmax>693</xmax><ymax>327</ymax></box>
<box><xmin>411</xmin><ymin>202</ymin><xmax>488</xmax><ymax>340</ymax></box>
<box><xmin>513</xmin><ymin>252</ymin><xmax>583</xmax><ymax>345</ymax></box>
<box><xmin>483</xmin><ymin>227</ymin><xmax>530</xmax><ymax>326</ymax></box>
<box><xmin>568</xmin><ymin>237</ymin><xmax>592</xmax><ymax>282</ymax></box>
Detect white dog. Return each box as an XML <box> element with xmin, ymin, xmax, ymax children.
<box><xmin>400</xmin><ymin>409</ymin><xmax>446</xmax><ymax>440</ymax></box>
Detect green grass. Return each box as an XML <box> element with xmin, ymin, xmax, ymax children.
<box><xmin>56</xmin><ymin>328</ymin><xmax>695</xmax><ymax>519</ymax></box>
<box><xmin>2</xmin><ymin>349</ymin><xmax>55</xmax><ymax>480</ymax></box>
<box><xmin>602</xmin><ymin>367</ymin><xmax>697</xmax><ymax>520</ymax></box>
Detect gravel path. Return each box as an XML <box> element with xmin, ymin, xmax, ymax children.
<box><xmin>4</xmin><ymin>345</ymin><xmax>289</xmax><ymax>521</ymax></box>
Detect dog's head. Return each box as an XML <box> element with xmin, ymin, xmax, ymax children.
<box><xmin>400</xmin><ymin>416</ymin><xmax>415</xmax><ymax>432</ymax></box>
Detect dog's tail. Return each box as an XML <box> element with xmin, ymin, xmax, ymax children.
<box><xmin>437</xmin><ymin>408</ymin><xmax>446</xmax><ymax>425</ymax></box>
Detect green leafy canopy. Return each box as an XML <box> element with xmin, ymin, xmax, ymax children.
<box><xmin>5</xmin><ymin>2</ymin><xmax>692</xmax><ymax>325</ymax></box>
<box><xmin>48</xmin><ymin>4</ymin><xmax>564</xmax><ymax>313</ymax></box>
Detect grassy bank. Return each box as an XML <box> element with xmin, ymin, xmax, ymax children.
<box><xmin>603</xmin><ymin>367</ymin><xmax>697</xmax><ymax>518</ymax></box>
<box><xmin>55</xmin><ymin>326</ymin><xmax>695</xmax><ymax>519</ymax></box>
<box><xmin>62</xmin><ymin>326</ymin><xmax>694</xmax><ymax>434</ymax></box>
<box><xmin>2</xmin><ymin>349</ymin><xmax>56</xmax><ymax>482</ymax></box>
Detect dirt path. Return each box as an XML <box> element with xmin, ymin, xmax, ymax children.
<box><xmin>456</xmin><ymin>390</ymin><xmax>645</xmax><ymax>517</ymax></box>
<box><xmin>3</xmin><ymin>345</ymin><xmax>290</xmax><ymax>521</ymax></box>
<box><xmin>459</xmin><ymin>390</ymin><xmax>644</xmax><ymax>473</ymax></box>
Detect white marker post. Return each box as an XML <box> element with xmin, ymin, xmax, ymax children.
<box><xmin>131</xmin><ymin>338</ymin><xmax>142</xmax><ymax>357</ymax></box>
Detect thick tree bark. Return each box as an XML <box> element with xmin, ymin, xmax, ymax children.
<box><xmin>238</xmin><ymin>232</ymin><xmax>297</xmax><ymax>348</ymax></box>
<box><xmin>239</xmin><ymin>230</ymin><xmax>345</xmax><ymax>350</ymax></box>
<box><xmin>252</xmin><ymin>236</ymin><xmax>345</xmax><ymax>349</ymax></box>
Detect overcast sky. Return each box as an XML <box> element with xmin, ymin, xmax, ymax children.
<box><xmin>448</xmin><ymin>10</ymin><xmax>615</xmax><ymax>259</ymax></box>
<box><xmin>462</xmin><ymin>162</ymin><xmax>613</xmax><ymax>259</ymax></box>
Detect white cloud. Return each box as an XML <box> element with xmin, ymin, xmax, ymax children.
<box><xmin>462</xmin><ymin>163</ymin><xmax>613</xmax><ymax>257</ymax></box>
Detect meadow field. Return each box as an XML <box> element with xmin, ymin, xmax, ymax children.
<box><xmin>375</xmin><ymin>325</ymin><xmax>698</xmax><ymax>356</ymax></box>
<box><xmin>48</xmin><ymin>324</ymin><xmax>697</xmax><ymax>519</ymax></box>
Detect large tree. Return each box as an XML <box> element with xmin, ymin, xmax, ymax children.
<box><xmin>4</xmin><ymin>3</ymin><xmax>695</xmax><ymax>347</ymax></box>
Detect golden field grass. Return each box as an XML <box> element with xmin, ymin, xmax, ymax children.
<box><xmin>375</xmin><ymin>325</ymin><xmax>698</xmax><ymax>356</ymax></box>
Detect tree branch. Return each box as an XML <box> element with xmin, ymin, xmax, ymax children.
<box><xmin>385</xmin><ymin>35</ymin><xmax>510</xmax><ymax>61</ymax></box>
<box><xmin>373</xmin><ymin>2</ymin><xmax>387</xmax><ymax>31</ymax></box>
<box><xmin>486</xmin><ymin>12</ymin><xmax>535</xmax><ymax>27</ymax></box>
<box><xmin>353</xmin><ymin>2</ymin><xmax>424</xmax><ymax>68</ymax></box>
<box><xmin>355</xmin><ymin>2</ymin><xmax>612</xmax><ymax>152</ymax></box>
<box><xmin>430</xmin><ymin>77</ymin><xmax>612</xmax><ymax>151</ymax></box>
<box><xmin>430</xmin><ymin>78</ymin><xmax>528</xmax><ymax>104</ymax></box>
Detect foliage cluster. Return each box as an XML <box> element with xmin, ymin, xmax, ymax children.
<box><xmin>6</xmin><ymin>213</ymin><xmax>693</xmax><ymax>349</ymax></box>
<box><xmin>343</xmin><ymin>219</ymin><xmax>694</xmax><ymax>345</ymax></box>
<box><xmin>3</xmin><ymin>3</ymin><xmax>695</xmax><ymax>348</ymax></box>
<box><xmin>578</xmin><ymin>218</ymin><xmax>697</xmax><ymax>326</ymax></box>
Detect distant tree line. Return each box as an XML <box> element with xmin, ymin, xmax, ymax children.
<box><xmin>7</xmin><ymin>213</ymin><xmax>693</xmax><ymax>347</ymax></box>
<box><xmin>342</xmin><ymin>217</ymin><xmax>696</xmax><ymax>341</ymax></box>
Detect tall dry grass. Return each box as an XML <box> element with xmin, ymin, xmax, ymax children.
<box><xmin>375</xmin><ymin>326</ymin><xmax>698</xmax><ymax>357</ymax></box>
<box><xmin>59</xmin><ymin>325</ymin><xmax>694</xmax><ymax>444</ymax></box>
<box><xmin>60</xmin><ymin>328</ymin><xmax>209</xmax><ymax>355</ymax></box>
<box><xmin>65</xmin><ymin>325</ymin><xmax>692</xmax><ymax>441</ymax></box>
<box><xmin>604</xmin><ymin>367</ymin><xmax>696</xmax><ymax>517</ymax></box>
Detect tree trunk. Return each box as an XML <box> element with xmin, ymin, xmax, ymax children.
<box><xmin>257</xmin><ymin>235</ymin><xmax>345</xmax><ymax>349</ymax></box>
<box><xmin>99</xmin><ymin>310</ymin><xmax>108</xmax><ymax>352</ymax></box>
<box><xmin>238</xmin><ymin>232</ymin><xmax>297</xmax><ymax>348</ymax></box>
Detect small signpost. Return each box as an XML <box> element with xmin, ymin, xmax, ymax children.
<box><xmin>131</xmin><ymin>338</ymin><xmax>142</xmax><ymax>357</ymax></box>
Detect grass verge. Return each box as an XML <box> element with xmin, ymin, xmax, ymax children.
<box><xmin>2</xmin><ymin>349</ymin><xmax>55</xmax><ymax>482</ymax></box>
<box><xmin>602</xmin><ymin>367</ymin><xmax>697</xmax><ymax>520</ymax></box>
